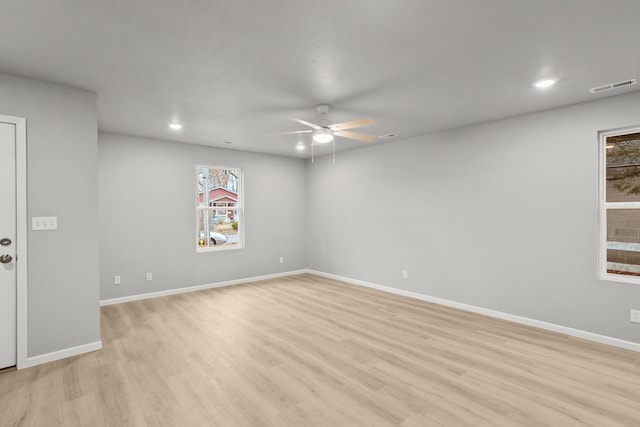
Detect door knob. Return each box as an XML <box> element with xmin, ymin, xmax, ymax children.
<box><xmin>0</xmin><ymin>238</ymin><xmax>10</xmax><ymax>246</ymax></box>
<box><xmin>0</xmin><ymin>254</ymin><xmax>12</xmax><ymax>263</ymax></box>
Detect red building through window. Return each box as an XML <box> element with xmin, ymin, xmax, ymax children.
<box><xmin>197</xmin><ymin>187</ymin><xmax>238</xmax><ymax>221</ymax></box>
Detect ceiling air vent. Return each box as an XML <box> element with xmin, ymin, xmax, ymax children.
<box><xmin>589</xmin><ymin>78</ymin><xmax>637</xmax><ymax>94</ymax></box>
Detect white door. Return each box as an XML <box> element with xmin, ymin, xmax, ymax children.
<box><xmin>0</xmin><ymin>121</ymin><xmax>17</xmax><ymax>369</ymax></box>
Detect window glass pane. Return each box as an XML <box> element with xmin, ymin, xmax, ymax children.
<box><xmin>197</xmin><ymin>167</ymin><xmax>240</xmax><ymax>204</ymax></box>
<box><xmin>606</xmin><ymin>132</ymin><xmax>640</xmax><ymax>202</ymax></box>
<box><xmin>606</xmin><ymin>209</ymin><xmax>640</xmax><ymax>277</ymax></box>
<box><xmin>197</xmin><ymin>209</ymin><xmax>240</xmax><ymax>248</ymax></box>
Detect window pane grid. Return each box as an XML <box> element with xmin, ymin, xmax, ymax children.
<box><xmin>600</xmin><ymin>127</ymin><xmax>640</xmax><ymax>283</ymax></box>
<box><xmin>196</xmin><ymin>165</ymin><xmax>243</xmax><ymax>251</ymax></box>
<box><xmin>603</xmin><ymin>202</ymin><xmax>640</xmax><ymax>209</ymax></box>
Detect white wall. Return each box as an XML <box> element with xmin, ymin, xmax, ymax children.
<box><xmin>0</xmin><ymin>73</ymin><xmax>100</xmax><ymax>357</ymax></box>
<box><xmin>98</xmin><ymin>132</ymin><xmax>307</xmax><ymax>300</ymax></box>
<box><xmin>307</xmin><ymin>90</ymin><xmax>640</xmax><ymax>344</ymax></box>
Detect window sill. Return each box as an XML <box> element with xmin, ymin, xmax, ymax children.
<box><xmin>196</xmin><ymin>245</ymin><xmax>244</xmax><ymax>253</ymax></box>
<box><xmin>598</xmin><ymin>272</ymin><xmax>640</xmax><ymax>285</ymax></box>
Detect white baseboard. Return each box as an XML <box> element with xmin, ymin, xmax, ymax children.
<box><xmin>308</xmin><ymin>270</ymin><xmax>640</xmax><ymax>353</ymax></box>
<box><xmin>23</xmin><ymin>341</ymin><xmax>103</xmax><ymax>369</ymax></box>
<box><xmin>100</xmin><ymin>269</ymin><xmax>311</xmax><ymax>306</ymax></box>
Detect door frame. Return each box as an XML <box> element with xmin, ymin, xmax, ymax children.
<box><xmin>1</xmin><ymin>115</ymin><xmax>27</xmax><ymax>369</ymax></box>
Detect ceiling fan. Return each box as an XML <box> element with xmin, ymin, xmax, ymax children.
<box><xmin>274</xmin><ymin>105</ymin><xmax>376</xmax><ymax>145</ymax></box>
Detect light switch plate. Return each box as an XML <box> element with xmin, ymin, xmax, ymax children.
<box><xmin>32</xmin><ymin>216</ymin><xmax>58</xmax><ymax>230</ymax></box>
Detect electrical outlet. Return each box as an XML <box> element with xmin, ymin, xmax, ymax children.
<box><xmin>114</xmin><ymin>275</ymin><xmax>121</xmax><ymax>285</ymax></box>
<box><xmin>402</xmin><ymin>270</ymin><xmax>408</xmax><ymax>279</ymax></box>
<box><xmin>146</xmin><ymin>272</ymin><xmax>152</xmax><ymax>281</ymax></box>
<box><xmin>279</xmin><ymin>257</ymin><xmax>284</xmax><ymax>264</ymax></box>
<box><xmin>631</xmin><ymin>309</ymin><xmax>640</xmax><ymax>324</ymax></box>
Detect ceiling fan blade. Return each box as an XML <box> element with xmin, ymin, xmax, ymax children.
<box><xmin>270</xmin><ymin>130</ymin><xmax>312</xmax><ymax>136</ymax></box>
<box><xmin>329</xmin><ymin>117</ymin><xmax>375</xmax><ymax>131</ymax></box>
<box><xmin>290</xmin><ymin>118</ymin><xmax>322</xmax><ymax>130</ymax></box>
<box><xmin>334</xmin><ymin>130</ymin><xmax>376</xmax><ymax>143</ymax></box>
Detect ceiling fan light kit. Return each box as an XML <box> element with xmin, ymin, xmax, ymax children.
<box><xmin>312</xmin><ymin>127</ymin><xmax>334</xmax><ymax>143</ymax></box>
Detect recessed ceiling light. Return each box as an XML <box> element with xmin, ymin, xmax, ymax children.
<box><xmin>532</xmin><ymin>78</ymin><xmax>558</xmax><ymax>89</ymax></box>
<box><xmin>296</xmin><ymin>143</ymin><xmax>305</xmax><ymax>151</ymax></box>
<box><xmin>169</xmin><ymin>123</ymin><xmax>183</xmax><ymax>130</ymax></box>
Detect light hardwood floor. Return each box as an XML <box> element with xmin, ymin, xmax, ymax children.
<box><xmin>1</xmin><ymin>274</ymin><xmax>640</xmax><ymax>426</ymax></box>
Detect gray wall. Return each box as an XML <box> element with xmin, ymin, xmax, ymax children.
<box><xmin>307</xmin><ymin>90</ymin><xmax>640</xmax><ymax>344</ymax></box>
<box><xmin>98</xmin><ymin>132</ymin><xmax>307</xmax><ymax>300</ymax></box>
<box><xmin>0</xmin><ymin>73</ymin><xmax>100</xmax><ymax>357</ymax></box>
<box><xmin>4</xmin><ymin>70</ymin><xmax>638</xmax><ymax>359</ymax></box>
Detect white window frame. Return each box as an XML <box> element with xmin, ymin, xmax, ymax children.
<box><xmin>598</xmin><ymin>125</ymin><xmax>640</xmax><ymax>284</ymax></box>
<box><xmin>196</xmin><ymin>165</ymin><xmax>244</xmax><ymax>252</ymax></box>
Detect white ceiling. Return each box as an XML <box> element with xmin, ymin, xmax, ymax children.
<box><xmin>1</xmin><ymin>0</ymin><xmax>639</xmax><ymax>158</ymax></box>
